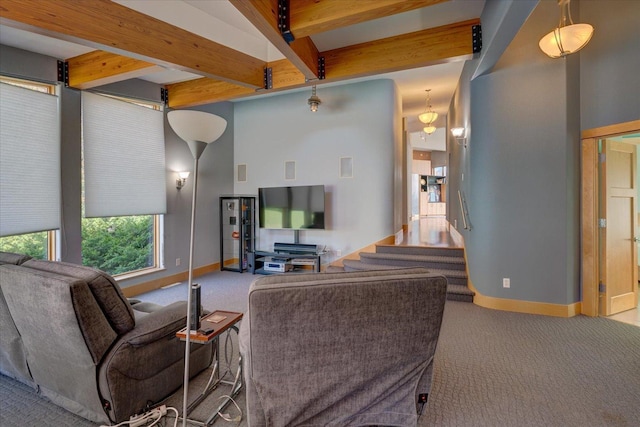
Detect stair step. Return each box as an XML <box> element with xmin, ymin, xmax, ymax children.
<box><xmin>341</xmin><ymin>260</ymin><xmax>468</xmax><ymax>286</ymax></box>
<box><xmin>376</xmin><ymin>244</ymin><xmax>464</xmax><ymax>258</ymax></box>
<box><xmin>327</xmin><ymin>263</ymin><xmax>474</xmax><ymax>302</ymax></box>
<box><xmin>359</xmin><ymin>252</ymin><xmax>465</xmax><ymax>270</ymax></box>
<box><xmin>342</xmin><ymin>259</ymin><xmax>403</xmax><ymax>272</ymax></box>
<box><xmin>446</xmin><ymin>284</ymin><xmax>475</xmax><ymax>303</ymax></box>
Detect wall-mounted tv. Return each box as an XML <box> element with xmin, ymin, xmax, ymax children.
<box><xmin>258</xmin><ymin>185</ymin><xmax>325</xmax><ymax>230</ymax></box>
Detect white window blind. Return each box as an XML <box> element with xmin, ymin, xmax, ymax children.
<box><xmin>82</xmin><ymin>92</ymin><xmax>166</xmax><ymax>217</ymax></box>
<box><xmin>0</xmin><ymin>82</ymin><xmax>61</xmax><ymax>237</ymax></box>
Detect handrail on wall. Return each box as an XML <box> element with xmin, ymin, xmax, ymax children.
<box><xmin>458</xmin><ymin>190</ymin><xmax>470</xmax><ymax>230</ymax></box>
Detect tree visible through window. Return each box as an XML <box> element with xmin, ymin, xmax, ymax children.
<box><xmin>0</xmin><ymin>231</ymin><xmax>50</xmax><ymax>260</ymax></box>
<box><xmin>81</xmin><ymin>216</ymin><xmax>155</xmax><ymax>276</ymax></box>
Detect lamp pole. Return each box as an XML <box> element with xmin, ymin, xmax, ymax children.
<box><xmin>167</xmin><ymin>110</ymin><xmax>227</xmax><ymax>427</ymax></box>
<box><xmin>182</xmin><ymin>140</ymin><xmax>209</xmax><ymax>427</ymax></box>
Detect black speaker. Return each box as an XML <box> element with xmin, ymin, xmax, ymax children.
<box><xmin>190</xmin><ymin>283</ymin><xmax>201</xmax><ymax>331</ymax></box>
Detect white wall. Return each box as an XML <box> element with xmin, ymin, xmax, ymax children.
<box><xmin>233</xmin><ymin>79</ymin><xmax>398</xmax><ymax>262</ymax></box>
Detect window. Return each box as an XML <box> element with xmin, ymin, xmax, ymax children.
<box><xmin>81</xmin><ymin>92</ymin><xmax>165</xmax><ymax>277</ymax></box>
<box><xmin>0</xmin><ymin>231</ymin><xmax>55</xmax><ymax>260</ymax></box>
<box><xmin>81</xmin><ymin>215</ymin><xmax>161</xmax><ymax>277</ymax></box>
<box><xmin>0</xmin><ymin>76</ymin><xmax>58</xmax><ymax>260</ymax></box>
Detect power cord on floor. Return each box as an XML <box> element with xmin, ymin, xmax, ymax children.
<box><xmin>216</xmin><ymin>395</ymin><xmax>242</xmax><ymax>423</ymax></box>
<box><xmin>100</xmin><ymin>405</ymin><xmax>179</xmax><ymax>427</ymax></box>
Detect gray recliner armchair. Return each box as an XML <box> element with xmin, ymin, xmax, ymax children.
<box><xmin>239</xmin><ymin>268</ymin><xmax>448</xmax><ymax>426</ymax></box>
<box><xmin>0</xmin><ymin>253</ymin><xmax>213</xmax><ymax>424</ymax></box>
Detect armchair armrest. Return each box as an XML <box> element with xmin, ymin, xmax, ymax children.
<box><xmin>124</xmin><ymin>301</ymin><xmax>187</xmax><ymax>346</ymax></box>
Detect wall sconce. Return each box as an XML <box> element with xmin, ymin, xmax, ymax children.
<box><xmin>307</xmin><ymin>85</ymin><xmax>321</xmax><ymax>112</ymax></box>
<box><xmin>176</xmin><ymin>171</ymin><xmax>190</xmax><ymax>190</ymax></box>
<box><xmin>451</xmin><ymin>127</ymin><xmax>467</xmax><ymax>147</ymax></box>
<box><xmin>539</xmin><ymin>0</ymin><xmax>594</xmax><ymax>58</ymax></box>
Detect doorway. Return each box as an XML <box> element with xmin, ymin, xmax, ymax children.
<box><xmin>581</xmin><ymin>120</ymin><xmax>640</xmax><ymax>321</ymax></box>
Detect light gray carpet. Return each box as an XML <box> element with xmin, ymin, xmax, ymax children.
<box><xmin>1</xmin><ymin>270</ymin><xmax>639</xmax><ymax>426</ymax></box>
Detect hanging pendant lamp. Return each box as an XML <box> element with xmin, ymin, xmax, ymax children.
<box><xmin>418</xmin><ymin>89</ymin><xmax>438</xmax><ymax>124</ymax></box>
<box><xmin>539</xmin><ymin>0</ymin><xmax>594</xmax><ymax>58</ymax></box>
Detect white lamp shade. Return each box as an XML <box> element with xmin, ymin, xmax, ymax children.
<box><xmin>451</xmin><ymin>127</ymin><xmax>465</xmax><ymax>137</ymax></box>
<box><xmin>539</xmin><ymin>23</ymin><xmax>594</xmax><ymax>58</ymax></box>
<box><xmin>168</xmin><ymin>110</ymin><xmax>227</xmax><ymax>144</ymax></box>
<box><xmin>168</xmin><ymin>110</ymin><xmax>227</xmax><ymax>159</ymax></box>
<box><xmin>418</xmin><ymin>111</ymin><xmax>438</xmax><ymax>124</ymax></box>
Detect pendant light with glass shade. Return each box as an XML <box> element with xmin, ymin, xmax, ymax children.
<box><xmin>307</xmin><ymin>85</ymin><xmax>321</xmax><ymax>112</ymax></box>
<box><xmin>423</xmin><ymin>124</ymin><xmax>437</xmax><ymax>135</ymax></box>
<box><xmin>539</xmin><ymin>0</ymin><xmax>594</xmax><ymax>58</ymax></box>
<box><xmin>418</xmin><ymin>89</ymin><xmax>438</xmax><ymax>124</ymax></box>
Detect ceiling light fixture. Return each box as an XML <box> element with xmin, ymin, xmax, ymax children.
<box><xmin>418</xmin><ymin>89</ymin><xmax>438</xmax><ymax>124</ymax></box>
<box><xmin>423</xmin><ymin>124</ymin><xmax>437</xmax><ymax>135</ymax></box>
<box><xmin>539</xmin><ymin>0</ymin><xmax>594</xmax><ymax>58</ymax></box>
<box><xmin>307</xmin><ymin>85</ymin><xmax>321</xmax><ymax>112</ymax></box>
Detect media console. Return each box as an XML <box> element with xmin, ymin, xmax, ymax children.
<box><xmin>250</xmin><ymin>243</ymin><xmax>323</xmax><ymax>275</ymax></box>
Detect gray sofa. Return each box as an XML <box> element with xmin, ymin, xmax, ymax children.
<box><xmin>239</xmin><ymin>268</ymin><xmax>448</xmax><ymax>426</ymax></box>
<box><xmin>0</xmin><ymin>252</ymin><xmax>213</xmax><ymax>424</ymax></box>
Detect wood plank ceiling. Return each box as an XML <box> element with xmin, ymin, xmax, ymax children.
<box><xmin>0</xmin><ymin>0</ymin><xmax>480</xmax><ymax>109</ymax></box>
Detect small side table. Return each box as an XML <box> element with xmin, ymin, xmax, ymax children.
<box><xmin>177</xmin><ymin>310</ymin><xmax>243</xmax><ymax>425</ymax></box>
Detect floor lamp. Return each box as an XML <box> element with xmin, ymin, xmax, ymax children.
<box><xmin>167</xmin><ymin>110</ymin><xmax>227</xmax><ymax>426</ymax></box>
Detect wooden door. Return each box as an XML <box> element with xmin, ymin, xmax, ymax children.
<box><xmin>600</xmin><ymin>140</ymin><xmax>638</xmax><ymax>315</ymax></box>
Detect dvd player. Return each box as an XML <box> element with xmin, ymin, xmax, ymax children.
<box><xmin>264</xmin><ymin>262</ymin><xmax>293</xmax><ymax>272</ymax></box>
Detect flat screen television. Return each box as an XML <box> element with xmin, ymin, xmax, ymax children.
<box><xmin>259</xmin><ymin>185</ymin><xmax>325</xmax><ymax>230</ymax></box>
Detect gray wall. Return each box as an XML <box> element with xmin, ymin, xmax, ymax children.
<box><xmin>233</xmin><ymin>80</ymin><xmax>400</xmax><ymax>260</ymax></box>
<box><xmin>468</xmin><ymin>0</ymin><xmax>580</xmax><ymax>304</ymax></box>
<box><xmin>447</xmin><ymin>0</ymin><xmax>640</xmax><ymax>305</ymax></box>
<box><xmin>579</xmin><ymin>0</ymin><xmax>640</xmax><ymax>129</ymax></box>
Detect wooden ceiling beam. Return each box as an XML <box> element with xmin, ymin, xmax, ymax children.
<box><xmin>66</xmin><ymin>51</ymin><xmax>163</xmax><ymax>89</ymax></box>
<box><xmin>166</xmin><ymin>59</ymin><xmax>307</xmax><ymax>108</ymax></box>
<box><xmin>0</xmin><ymin>0</ymin><xmax>265</xmax><ymax>88</ymax></box>
<box><xmin>322</xmin><ymin>19</ymin><xmax>480</xmax><ymax>80</ymax></box>
<box><xmin>290</xmin><ymin>0</ymin><xmax>451</xmax><ymax>38</ymax></box>
<box><xmin>229</xmin><ymin>0</ymin><xmax>320</xmax><ymax>81</ymax></box>
<box><xmin>166</xmin><ymin>78</ymin><xmax>255</xmax><ymax>109</ymax></box>
<box><xmin>166</xmin><ymin>19</ymin><xmax>480</xmax><ymax>108</ymax></box>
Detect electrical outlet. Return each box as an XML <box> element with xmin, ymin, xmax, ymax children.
<box><xmin>176</xmin><ymin>258</ymin><xmax>181</xmax><ymax>266</ymax></box>
<box><xmin>503</xmin><ymin>278</ymin><xmax>510</xmax><ymax>288</ymax></box>
<box><xmin>335</xmin><ymin>250</ymin><xmax>342</xmax><ymax>257</ymax></box>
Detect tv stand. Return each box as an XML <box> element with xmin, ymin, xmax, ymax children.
<box><xmin>250</xmin><ymin>244</ymin><xmax>323</xmax><ymax>275</ymax></box>
<box><xmin>273</xmin><ymin>242</ymin><xmax>319</xmax><ymax>255</ymax></box>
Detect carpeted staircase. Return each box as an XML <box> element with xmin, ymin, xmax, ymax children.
<box><xmin>327</xmin><ymin>244</ymin><xmax>475</xmax><ymax>302</ymax></box>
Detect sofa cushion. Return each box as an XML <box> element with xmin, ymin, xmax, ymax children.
<box><xmin>0</xmin><ymin>251</ymin><xmax>32</xmax><ymax>265</ymax></box>
<box><xmin>22</xmin><ymin>260</ymin><xmax>135</xmax><ymax>335</ymax></box>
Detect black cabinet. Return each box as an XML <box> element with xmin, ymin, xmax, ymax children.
<box><xmin>219</xmin><ymin>196</ymin><xmax>255</xmax><ymax>272</ymax></box>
